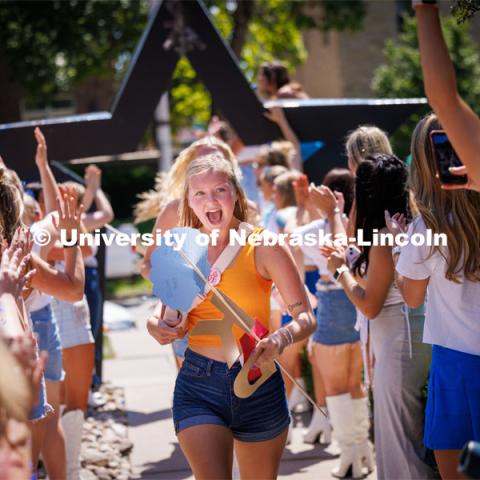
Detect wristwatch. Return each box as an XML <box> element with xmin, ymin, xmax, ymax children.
<box><xmin>334</xmin><ymin>265</ymin><xmax>349</xmax><ymax>281</ymax></box>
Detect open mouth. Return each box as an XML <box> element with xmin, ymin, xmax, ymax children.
<box><xmin>206</xmin><ymin>209</ymin><xmax>223</xmax><ymax>225</ymax></box>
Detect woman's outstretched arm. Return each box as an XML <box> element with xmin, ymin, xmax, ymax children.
<box><xmin>416</xmin><ymin>3</ymin><xmax>480</xmax><ymax>184</ymax></box>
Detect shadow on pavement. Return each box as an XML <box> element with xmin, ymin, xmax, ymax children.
<box><xmin>127</xmin><ymin>407</ymin><xmax>172</xmax><ymax>427</ymax></box>
<box><xmin>136</xmin><ymin>442</ymin><xmax>191</xmax><ymax>479</ymax></box>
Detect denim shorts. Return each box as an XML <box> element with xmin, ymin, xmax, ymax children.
<box><xmin>30</xmin><ymin>304</ymin><xmax>64</xmax><ymax>383</ymax></box>
<box><xmin>425</xmin><ymin>345</ymin><xmax>480</xmax><ymax>450</ymax></box>
<box><xmin>173</xmin><ymin>349</ymin><xmax>290</xmax><ymax>442</ymax></box>
<box><xmin>312</xmin><ymin>285</ymin><xmax>359</xmax><ymax>345</ymax></box>
<box><xmin>30</xmin><ymin>375</ymin><xmax>53</xmax><ymax>421</ymax></box>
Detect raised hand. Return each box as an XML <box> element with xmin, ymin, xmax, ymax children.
<box><xmin>293</xmin><ymin>174</ymin><xmax>309</xmax><ymax>207</ymax></box>
<box><xmin>0</xmin><ymin>247</ymin><xmax>35</xmax><ymax>297</ymax></box>
<box><xmin>34</xmin><ymin>127</ymin><xmax>48</xmax><ymax>169</ymax></box>
<box><xmin>10</xmin><ymin>227</ymin><xmax>33</xmax><ymax>259</ymax></box>
<box><xmin>84</xmin><ymin>164</ymin><xmax>102</xmax><ymax>192</ymax></box>
<box><xmin>51</xmin><ymin>186</ymin><xmax>84</xmax><ymax>241</ymax></box>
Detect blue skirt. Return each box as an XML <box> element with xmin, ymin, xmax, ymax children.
<box><xmin>425</xmin><ymin>345</ymin><xmax>480</xmax><ymax>450</ymax></box>
<box><xmin>312</xmin><ymin>285</ymin><xmax>359</xmax><ymax>345</ymax></box>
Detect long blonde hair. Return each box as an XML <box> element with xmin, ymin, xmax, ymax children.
<box><xmin>410</xmin><ymin>113</ymin><xmax>480</xmax><ymax>282</ymax></box>
<box><xmin>345</xmin><ymin>125</ymin><xmax>393</xmax><ymax>169</ymax></box>
<box><xmin>179</xmin><ymin>153</ymin><xmax>248</xmax><ymax>228</ymax></box>
<box><xmin>134</xmin><ymin>136</ymin><xmax>239</xmax><ymax>223</ymax></box>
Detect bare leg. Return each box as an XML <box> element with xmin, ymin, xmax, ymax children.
<box><xmin>234</xmin><ymin>428</ymin><xmax>288</xmax><ymax>479</ymax></box>
<box><xmin>30</xmin><ymin>418</ymin><xmax>47</xmax><ymax>470</ymax></box>
<box><xmin>178</xmin><ymin>424</ymin><xmax>234</xmax><ymax>479</ymax></box>
<box><xmin>347</xmin><ymin>342</ymin><xmax>366</xmax><ymax>399</ymax></box>
<box><xmin>309</xmin><ymin>346</ymin><xmax>326</xmax><ymax>406</ymax></box>
<box><xmin>42</xmin><ymin>381</ymin><xmax>66</xmax><ymax>479</ymax></box>
<box><xmin>435</xmin><ymin>450</ymin><xmax>463</xmax><ymax>480</ymax></box>
<box><xmin>313</xmin><ymin>343</ymin><xmax>350</xmax><ymax>396</ymax></box>
<box><xmin>63</xmin><ymin>343</ymin><xmax>95</xmax><ymax>412</ymax></box>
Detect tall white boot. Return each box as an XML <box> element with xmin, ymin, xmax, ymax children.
<box><xmin>303</xmin><ymin>407</ymin><xmax>332</xmax><ymax>444</ymax></box>
<box><xmin>326</xmin><ymin>394</ymin><xmax>366</xmax><ymax>479</ymax></box>
<box><xmin>288</xmin><ymin>378</ymin><xmax>310</xmax><ymax>413</ymax></box>
<box><xmin>352</xmin><ymin>397</ymin><xmax>374</xmax><ymax>473</ymax></box>
<box><xmin>61</xmin><ymin>409</ymin><xmax>84</xmax><ymax>480</ymax></box>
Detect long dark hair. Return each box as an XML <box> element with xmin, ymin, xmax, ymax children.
<box><xmin>353</xmin><ymin>154</ymin><xmax>409</xmax><ymax>276</ymax></box>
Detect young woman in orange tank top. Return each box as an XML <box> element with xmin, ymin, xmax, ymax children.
<box><xmin>147</xmin><ymin>151</ymin><xmax>316</xmax><ymax>479</ymax></box>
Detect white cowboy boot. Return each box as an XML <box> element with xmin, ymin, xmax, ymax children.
<box><xmin>61</xmin><ymin>409</ymin><xmax>84</xmax><ymax>480</ymax></box>
<box><xmin>352</xmin><ymin>397</ymin><xmax>375</xmax><ymax>472</ymax></box>
<box><xmin>288</xmin><ymin>377</ymin><xmax>310</xmax><ymax>413</ymax></box>
<box><xmin>326</xmin><ymin>394</ymin><xmax>367</xmax><ymax>479</ymax></box>
<box><xmin>303</xmin><ymin>407</ymin><xmax>332</xmax><ymax>444</ymax></box>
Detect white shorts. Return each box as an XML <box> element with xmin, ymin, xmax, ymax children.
<box><xmin>51</xmin><ymin>296</ymin><xmax>94</xmax><ymax>349</ymax></box>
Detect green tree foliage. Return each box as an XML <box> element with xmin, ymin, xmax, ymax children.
<box><xmin>0</xmin><ymin>0</ymin><xmax>148</xmax><ymax>98</ymax></box>
<box><xmin>453</xmin><ymin>0</ymin><xmax>480</xmax><ymax>22</ymax></box>
<box><xmin>372</xmin><ymin>14</ymin><xmax>480</xmax><ymax>157</ymax></box>
<box><xmin>169</xmin><ymin>0</ymin><xmax>367</xmax><ymax>132</ymax></box>
<box><xmin>0</xmin><ymin>0</ymin><xmax>366</xmax><ymax>132</ymax></box>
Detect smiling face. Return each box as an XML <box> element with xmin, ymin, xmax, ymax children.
<box><xmin>188</xmin><ymin>169</ymin><xmax>237</xmax><ymax>232</ymax></box>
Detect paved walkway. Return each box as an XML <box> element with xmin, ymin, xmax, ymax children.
<box><xmin>103</xmin><ymin>298</ymin><xmax>376</xmax><ymax>480</ymax></box>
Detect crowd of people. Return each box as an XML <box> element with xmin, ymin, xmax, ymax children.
<box><xmin>0</xmin><ymin>128</ymin><xmax>114</xmax><ymax>479</ymax></box>
<box><xmin>1</xmin><ymin>2</ymin><xmax>479</xmax><ymax>480</ymax></box>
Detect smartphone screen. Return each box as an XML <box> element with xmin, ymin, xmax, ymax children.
<box><xmin>430</xmin><ymin>131</ymin><xmax>467</xmax><ymax>185</ymax></box>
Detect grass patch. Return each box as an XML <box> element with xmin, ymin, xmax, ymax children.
<box><xmin>106</xmin><ymin>275</ymin><xmax>152</xmax><ymax>299</ymax></box>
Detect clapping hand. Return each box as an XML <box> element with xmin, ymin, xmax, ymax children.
<box><xmin>384</xmin><ymin>211</ymin><xmax>407</xmax><ymax>241</ymax></box>
<box><xmin>320</xmin><ymin>243</ymin><xmax>347</xmax><ymax>274</ymax></box>
<box><xmin>308</xmin><ymin>184</ymin><xmax>344</xmax><ymax>217</ymax></box>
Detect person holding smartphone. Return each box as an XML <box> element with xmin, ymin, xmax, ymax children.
<box><xmin>391</xmin><ymin>113</ymin><xmax>480</xmax><ymax>480</ymax></box>
<box><xmin>414</xmin><ymin>0</ymin><xmax>480</xmax><ymax>190</ymax></box>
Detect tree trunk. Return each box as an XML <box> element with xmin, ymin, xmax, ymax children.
<box><xmin>229</xmin><ymin>1</ymin><xmax>255</xmax><ymax>58</ymax></box>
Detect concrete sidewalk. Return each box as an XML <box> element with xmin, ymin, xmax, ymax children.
<box><xmin>103</xmin><ymin>298</ymin><xmax>376</xmax><ymax>480</ymax></box>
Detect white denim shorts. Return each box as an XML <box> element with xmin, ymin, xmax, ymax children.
<box><xmin>51</xmin><ymin>296</ymin><xmax>94</xmax><ymax>349</ymax></box>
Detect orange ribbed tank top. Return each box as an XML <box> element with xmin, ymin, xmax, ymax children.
<box><xmin>187</xmin><ymin>227</ymin><xmax>272</xmax><ymax>348</ymax></box>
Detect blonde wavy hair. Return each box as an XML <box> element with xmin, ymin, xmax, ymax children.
<box><xmin>179</xmin><ymin>153</ymin><xmax>248</xmax><ymax>228</ymax></box>
<box><xmin>134</xmin><ymin>136</ymin><xmax>238</xmax><ymax>223</ymax></box>
<box><xmin>345</xmin><ymin>125</ymin><xmax>393</xmax><ymax>170</ymax></box>
<box><xmin>410</xmin><ymin>113</ymin><xmax>480</xmax><ymax>282</ymax></box>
